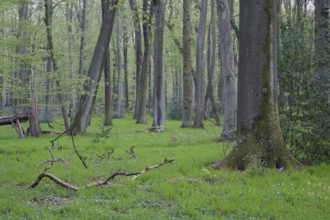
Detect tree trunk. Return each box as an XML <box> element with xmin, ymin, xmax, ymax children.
<box><xmin>123</xmin><ymin>30</ymin><xmax>129</xmax><ymax>111</ymax></box>
<box><xmin>69</xmin><ymin>0</ymin><xmax>119</xmax><ymax>135</ymax></box>
<box><xmin>315</xmin><ymin>0</ymin><xmax>329</xmax><ymax>87</ymax></box>
<box><xmin>129</xmin><ymin>0</ymin><xmax>143</xmax><ymax>120</ymax></box>
<box><xmin>214</xmin><ymin>0</ymin><xmax>301</xmax><ymax>170</ymax></box>
<box><xmin>116</xmin><ymin>13</ymin><xmax>123</xmax><ymax>118</ymax></box>
<box><xmin>193</xmin><ymin>0</ymin><xmax>208</xmax><ymax>128</ymax></box>
<box><xmin>104</xmin><ymin>49</ymin><xmax>113</xmax><ymax>126</ymax></box>
<box><xmin>152</xmin><ymin>0</ymin><xmax>166</xmax><ymax>131</ymax></box>
<box><xmin>29</xmin><ymin>94</ymin><xmax>42</xmax><ymax>137</ymax></box>
<box><xmin>217</xmin><ymin>0</ymin><xmax>237</xmax><ymax>139</ymax></box>
<box><xmin>44</xmin><ymin>0</ymin><xmax>69</xmax><ymax>130</ymax></box>
<box><xmin>78</xmin><ymin>0</ymin><xmax>87</xmax><ymax>79</ymax></box>
<box><xmin>136</xmin><ymin>0</ymin><xmax>152</xmax><ymax>124</ymax></box>
<box><xmin>181</xmin><ymin>0</ymin><xmax>193</xmax><ymax>128</ymax></box>
<box><xmin>205</xmin><ymin>0</ymin><xmax>221</xmax><ymax>125</ymax></box>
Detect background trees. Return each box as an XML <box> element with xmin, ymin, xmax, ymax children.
<box><xmin>0</xmin><ymin>0</ymin><xmax>328</xmax><ymax>164</ymax></box>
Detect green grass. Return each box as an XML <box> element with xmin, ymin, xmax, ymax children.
<box><xmin>0</xmin><ymin>114</ymin><xmax>329</xmax><ymax>219</ymax></box>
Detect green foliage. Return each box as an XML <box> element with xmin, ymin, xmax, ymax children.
<box><xmin>0</xmin><ymin>116</ymin><xmax>329</xmax><ymax>219</ymax></box>
<box><xmin>279</xmin><ymin>9</ymin><xmax>330</xmax><ymax>165</ymax></box>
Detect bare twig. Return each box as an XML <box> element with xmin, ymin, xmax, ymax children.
<box><xmin>28</xmin><ymin>172</ymin><xmax>78</xmax><ymax>191</ymax></box>
<box><xmin>71</xmin><ymin>135</ymin><xmax>87</xmax><ymax>169</ymax></box>
<box><xmin>39</xmin><ymin>157</ymin><xmax>68</xmax><ymax>166</ymax></box>
<box><xmin>85</xmin><ymin>158</ymin><xmax>174</xmax><ymax>188</ymax></box>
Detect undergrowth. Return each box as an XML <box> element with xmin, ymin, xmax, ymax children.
<box><xmin>0</xmin><ymin>114</ymin><xmax>329</xmax><ymax>219</ymax></box>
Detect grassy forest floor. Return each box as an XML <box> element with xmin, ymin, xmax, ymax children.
<box><xmin>0</xmin><ymin>114</ymin><xmax>329</xmax><ymax>219</ymax></box>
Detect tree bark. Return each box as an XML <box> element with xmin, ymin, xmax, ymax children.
<box><xmin>204</xmin><ymin>0</ymin><xmax>221</xmax><ymax>126</ymax></box>
<box><xmin>152</xmin><ymin>0</ymin><xmax>166</xmax><ymax>131</ymax></box>
<box><xmin>44</xmin><ymin>0</ymin><xmax>70</xmax><ymax>130</ymax></box>
<box><xmin>69</xmin><ymin>0</ymin><xmax>119</xmax><ymax>135</ymax></box>
<box><xmin>104</xmin><ymin>49</ymin><xmax>113</xmax><ymax>126</ymax></box>
<box><xmin>136</xmin><ymin>0</ymin><xmax>152</xmax><ymax>124</ymax></box>
<box><xmin>129</xmin><ymin>0</ymin><xmax>143</xmax><ymax>120</ymax></box>
<box><xmin>193</xmin><ymin>0</ymin><xmax>208</xmax><ymax>128</ymax></box>
<box><xmin>123</xmin><ymin>30</ymin><xmax>129</xmax><ymax>111</ymax></box>
<box><xmin>217</xmin><ymin>0</ymin><xmax>237</xmax><ymax>139</ymax></box>
<box><xmin>116</xmin><ymin>12</ymin><xmax>123</xmax><ymax>118</ymax></box>
<box><xmin>181</xmin><ymin>0</ymin><xmax>193</xmax><ymax>128</ymax></box>
<box><xmin>214</xmin><ymin>0</ymin><xmax>301</xmax><ymax>170</ymax></box>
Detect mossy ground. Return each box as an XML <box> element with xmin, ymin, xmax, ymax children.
<box><xmin>0</xmin><ymin>114</ymin><xmax>329</xmax><ymax>219</ymax></box>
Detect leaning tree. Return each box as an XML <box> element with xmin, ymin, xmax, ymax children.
<box><xmin>213</xmin><ymin>0</ymin><xmax>301</xmax><ymax>170</ymax></box>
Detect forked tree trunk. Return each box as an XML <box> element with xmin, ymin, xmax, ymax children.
<box><xmin>214</xmin><ymin>0</ymin><xmax>301</xmax><ymax>170</ymax></box>
<box><xmin>193</xmin><ymin>0</ymin><xmax>208</xmax><ymax>128</ymax></box>
<box><xmin>217</xmin><ymin>0</ymin><xmax>237</xmax><ymax>139</ymax></box>
<box><xmin>136</xmin><ymin>0</ymin><xmax>152</xmax><ymax>124</ymax></box>
<box><xmin>205</xmin><ymin>0</ymin><xmax>221</xmax><ymax>125</ymax></box>
<box><xmin>69</xmin><ymin>0</ymin><xmax>118</xmax><ymax>135</ymax></box>
<box><xmin>181</xmin><ymin>0</ymin><xmax>193</xmax><ymax>128</ymax></box>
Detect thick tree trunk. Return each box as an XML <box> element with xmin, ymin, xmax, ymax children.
<box><xmin>29</xmin><ymin>94</ymin><xmax>42</xmax><ymax>137</ymax></box>
<box><xmin>104</xmin><ymin>49</ymin><xmax>113</xmax><ymax>126</ymax></box>
<box><xmin>193</xmin><ymin>0</ymin><xmax>208</xmax><ymax>128</ymax></box>
<box><xmin>152</xmin><ymin>0</ymin><xmax>166</xmax><ymax>131</ymax></box>
<box><xmin>136</xmin><ymin>0</ymin><xmax>152</xmax><ymax>124</ymax></box>
<box><xmin>214</xmin><ymin>0</ymin><xmax>300</xmax><ymax>170</ymax></box>
<box><xmin>69</xmin><ymin>0</ymin><xmax>118</xmax><ymax>135</ymax></box>
<box><xmin>217</xmin><ymin>0</ymin><xmax>237</xmax><ymax>139</ymax></box>
<box><xmin>181</xmin><ymin>0</ymin><xmax>193</xmax><ymax>128</ymax></box>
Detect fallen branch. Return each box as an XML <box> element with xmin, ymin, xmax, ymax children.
<box><xmin>28</xmin><ymin>172</ymin><xmax>78</xmax><ymax>191</ymax></box>
<box><xmin>85</xmin><ymin>158</ymin><xmax>174</xmax><ymax>188</ymax></box>
<box><xmin>39</xmin><ymin>157</ymin><xmax>68</xmax><ymax>166</ymax></box>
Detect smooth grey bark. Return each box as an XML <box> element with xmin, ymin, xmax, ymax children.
<box><xmin>214</xmin><ymin>0</ymin><xmax>300</xmax><ymax>170</ymax></box>
<box><xmin>193</xmin><ymin>0</ymin><xmax>208</xmax><ymax>128</ymax></box>
<box><xmin>44</xmin><ymin>0</ymin><xmax>69</xmax><ymax>130</ymax></box>
<box><xmin>217</xmin><ymin>0</ymin><xmax>237</xmax><ymax>139</ymax></box>
<box><xmin>129</xmin><ymin>0</ymin><xmax>143</xmax><ymax>119</ymax></box>
<box><xmin>116</xmin><ymin>13</ymin><xmax>123</xmax><ymax>118</ymax></box>
<box><xmin>204</xmin><ymin>0</ymin><xmax>221</xmax><ymax>126</ymax></box>
<box><xmin>136</xmin><ymin>0</ymin><xmax>152</xmax><ymax>124</ymax></box>
<box><xmin>69</xmin><ymin>0</ymin><xmax>119</xmax><ymax>135</ymax></box>
<box><xmin>181</xmin><ymin>0</ymin><xmax>193</xmax><ymax>127</ymax></box>
<box><xmin>104</xmin><ymin>49</ymin><xmax>113</xmax><ymax>126</ymax></box>
<box><xmin>152</xmin><ymin>0</ymin><xmax>166</xmax><ymax>131</ymax></box>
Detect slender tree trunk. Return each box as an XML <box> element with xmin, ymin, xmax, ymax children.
<box><xmin>123</xmin><ymin>30</ymin><xmax>129</xmax><ymax>110</ymax></box>
<box><xmin>205</xmin><ymin>0</ymin><xmax>221</xmax><ymax>125</ymax></box>
<box><xmin>217</xmin><ymin>0</ymin><xmax>237</xmax><ymax>139</ymax></box>
<box><xmin>69</xmin><ymin>0</ymin><xmax>119</xmax><ymax>135</ymax></box>
<box><xmin>116</xmin><ymin>12</ymin><xmax>123</xmax><ymax>118</ymax></box>
<box><xmin>44</xmin><ymin>0</ymin><xmax>69</xmax><ymax>130</ymax></box>
<box><xmin>152</xmin><ymin>0</ymin><xmax>166</xmax><ymax>131</ymax></box>
<box><xmin>129</xmin><ymin>0</ymin><xmax>143</xmax><ymax>119</ymax></box>
<box><xmin>104</xmin><ymin>49</ymin><xmax>113</xmax><ymax>126</ymax></box>
<box><xmin>193</xmin><ymin>0</ymin><xmax>208</xmax><ymax>128</ymax></box>
<box><xmin>181</xmin><ymin>0</ymin><xmax>193</xmax><ymax>128</ymax></box>
<box><xmin>78</xmin><ymin>0</ymin><xmax>86</xmax><ymax>79</ymax></box>
<box><xmin>136</xmin><ymin>0</ymin><xmax>152</xmax><ymax>124</ymax></box>
<box><xmin>214</xmin><ymin>0</ymin><xmax>300</xmax><ymax>170</ymax></box>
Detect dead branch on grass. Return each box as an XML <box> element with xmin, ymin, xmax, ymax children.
<box><xmin>126</xmin><ymin>146</ymin><xmax>136</xmax><ymax>160</ymax></box>
<box><xmin>85</xmin><ymin>158</ymin><xmax>174</xmax><ymax>188</ymax></box>
<box><xmin>28</xmin><ymin>172</ymin><xmax>78</xmax><ymax>191</ymax></box>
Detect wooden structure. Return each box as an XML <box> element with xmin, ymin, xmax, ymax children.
<box><xmin>0</xmin><ymin>112</ymin><xmax>29</xmax><ymax>137</ymax></box>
